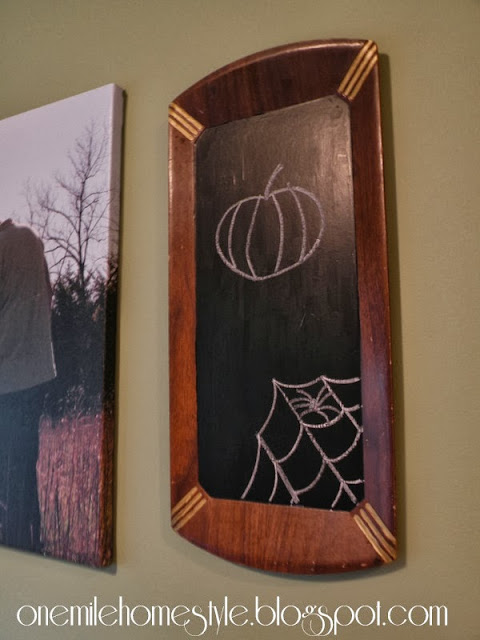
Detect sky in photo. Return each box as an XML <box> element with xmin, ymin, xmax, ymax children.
<box><xmin>0</xmin><ymin>85</ymin><xmax>119</xmax><ymax>278</ymax></box>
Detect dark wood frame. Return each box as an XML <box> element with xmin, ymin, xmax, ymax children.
<box><xmin>169</xmin><ymin>39</ymin><xmax>395</xmax><ymax>573</ymax></box>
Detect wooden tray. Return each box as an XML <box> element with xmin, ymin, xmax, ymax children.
<box><xmin>169</xmin><ymin>39</ymin><xmax>396</xmax><ymax>573</ymax></box>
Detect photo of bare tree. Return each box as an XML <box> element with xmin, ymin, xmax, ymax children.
<box><xmin>0</xmin><ymin>85</ymin><xmax>123</xmax><ymax>566</ymax></box>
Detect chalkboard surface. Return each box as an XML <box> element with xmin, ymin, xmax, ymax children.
<box><xmin>169</xmin><ymin>39</ymin><xmax>396</xmax><ymax>573</ymax></box>
<box><xmin>196</xmin><ymin>96</ymin><xmax>364</xmax><ymax>510</ymax></box>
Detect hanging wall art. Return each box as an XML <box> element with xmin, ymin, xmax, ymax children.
<box><xmin>169</xmin><ymin>40</ymin><xmax>395</xmax><ymax>573</ymax></box>
<box><xmin>0</xmin><ymin>84</ymin><xmax>123</xmax><ymax>566</ymax></box>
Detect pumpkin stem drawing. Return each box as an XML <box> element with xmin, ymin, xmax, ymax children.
<box><xmin>215</xmin><ymin>165</ymin><xmax>325</xmax><ymax>281</ymax></box>
<box><xmin>264</xmin><ymin>163</ymin><xmax>284</xmax><ymax>198</ymax></box>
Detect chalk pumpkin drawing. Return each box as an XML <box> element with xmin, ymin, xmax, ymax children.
<box><xmin>215</xmin><ymin>164</ymin><xmax>325</xmax><ymax>281</ymax></box>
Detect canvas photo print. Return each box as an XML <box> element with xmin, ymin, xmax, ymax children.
<box><xmin>0</xmin><ymin>84</ymin><xmax>123</xmax><ymax>566</ymax></box>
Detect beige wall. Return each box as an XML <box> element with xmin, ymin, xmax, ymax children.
<box><xmin>1</xmin><ymin>1</ymin><xmax>479</xmax><ymax>638</ymax></box>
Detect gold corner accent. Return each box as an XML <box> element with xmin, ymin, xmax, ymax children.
<box><xmin>338</xmin><ymin>40</ymin><xmax>378</xmax><ymax>101</ymax></box>
<box><xmin>171</xmin><ymin>486</ymin><xmax>198</xmax><ymax>517</ymax></box>
<box><xmin>364</xmin><ymin>501</ymin><xmax>397</xmax><ymax>545</ymax></box>
<box><xmin>352</xmin><ymin>502</ymin><xmax>396</xmax><ymax>563</ymax></box>
<box><xmin>171</xmin><ymin>486</ymin><xmax>207</xmax><ymax>531</ymax></box>
<box><xmin>168</xmin><ymin>103</ymin><xmax>205</xmax><ymax>141</ymax></box>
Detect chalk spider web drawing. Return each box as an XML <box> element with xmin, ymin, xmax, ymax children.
<box><xmin>242</xmin><ymin>376</ymin><xmax>364</xmax><ymax>510</ymax></box>
<box><xmin>215</xmin><ymin>164</ymin><xmax>325</xmax><ymax>281</ymax></box>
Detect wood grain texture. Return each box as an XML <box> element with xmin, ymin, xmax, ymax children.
<box><xmin>169</xmin><ymin>39</ymin><xmax>395</xmax><ymax>573</ymax></box>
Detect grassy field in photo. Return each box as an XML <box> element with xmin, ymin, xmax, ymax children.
<box><xmin>37</xmin><ymin>413</ymin><xmax>104</xmax><ymax>565</ymax></box>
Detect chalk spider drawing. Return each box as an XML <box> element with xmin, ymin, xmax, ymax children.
<box><xmin>242</xmin><ymin>375</ymin><xmax>364</xmax><ymax>510</ymax></box>
<box><xmin>215</xmin><ymin>164</ymin><xmax>325</xmax><ymax>281</ymax></box>
<box><xmin>290</xmin><ymin>386</ymin><xmax>345</xmax><ymax>427</ymax></box>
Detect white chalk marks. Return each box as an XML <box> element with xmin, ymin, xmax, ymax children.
<box><xmin>215</xmin><ymin>165</ymin><xmax>325</xmax><ymax>281</ymax></box>
<box><xmin>242</xmin><ymin>375</ymin><xmax>364</xmax><ymax>510</ymax></box>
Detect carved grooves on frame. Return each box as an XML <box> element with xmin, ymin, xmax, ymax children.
<box><xmin>337</xmin><ymin>40</ymin><xmax>378</xmax><ymax>101</ymax></box>
<box><xmin>168</xmin><ymin>103</ymin><xmax>205</xmax><ymax>141</ymax></box>
<box><xmin>171</xmin><ymin>486</ymin><xmax>207</xmax><ymax>531</ymax></box>
<box><xmin>352</xmin><ymin>502</ymin><xmax>396</xmax><ymax>564</ymax></box>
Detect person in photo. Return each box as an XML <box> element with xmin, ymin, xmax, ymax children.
<box><xmin>0</xmin><ymin>218</ymin><xmax>56</xmax><ymax>551</ymax></box>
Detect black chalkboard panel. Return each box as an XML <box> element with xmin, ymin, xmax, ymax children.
<box><xmin>195</xmin><ymin>96</ymin><xmax>364</xmax><ymax>510</ymax></box>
